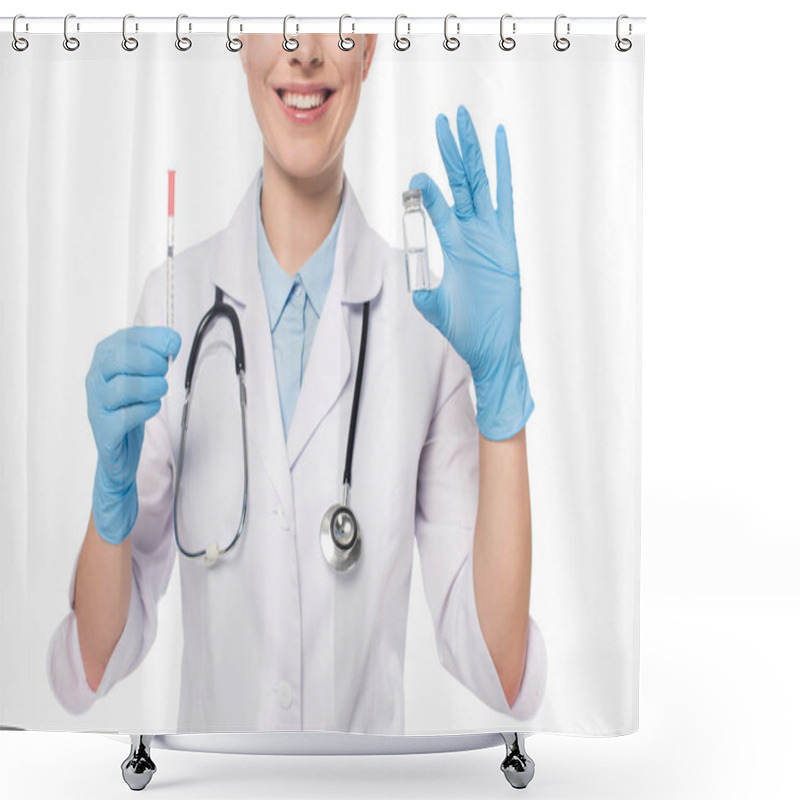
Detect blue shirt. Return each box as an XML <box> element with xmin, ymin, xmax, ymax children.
<box><xmin>256</xmin><ymin>173</ymin><xmax>344</xmax><ymax>438</ymax></box>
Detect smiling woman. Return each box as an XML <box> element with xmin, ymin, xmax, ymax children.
<box><xmin>241</xmin><ymin>33</ymin><xmax>376</xmax><ymax>188</ymax></box>
<box><xmin>46</xmin><ymin>30</ymin><xmax>546</xmax><ymax>737</ymax></box>
<box><xmin>238</xmin><ymin>33</ymin><xmax>376</xmax><ymax>277</ymax></box>
<box><xmin>241</xmin><ymin>33</ymin><xmax>376</xmax><ymax>273</ymax></box>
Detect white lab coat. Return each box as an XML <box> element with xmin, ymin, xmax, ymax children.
<box><xmin>47</xmin><ymin>169</ymin><xmax>547</xmax><ymax>734</ymax></box>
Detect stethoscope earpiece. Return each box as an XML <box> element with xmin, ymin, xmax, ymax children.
<box><xmin>204</xmin><ymin>541</ymin><xmax>221</xmax><ymax>567</ymax></box>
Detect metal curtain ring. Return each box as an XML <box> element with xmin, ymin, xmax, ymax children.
<box><xmin>394</xmin><ymin>14</ymin><xmax>410</xmax><ymax>51</ymax></box>
<box><xmin>283</xmin><ymin>15</ymin><xmax>299</xmax><ymax>51</ymax></box>
<box><xmin>226</xmin><ymin>15</ymin><xmax>243</xmax><ymax>52</ymax></box>
<box><xmin>499</xmin><ymin>13</ymin><xmax>516</xmax><ymax>51</ymax></box>
<box><xmin>339</xmin><ymin>14</ymin><xmax>355</xmax><ymax>50</ymax></box>
<box><xmin>122</xmin><ymin>14</ymin><xmax>138</xmax><ymax>51</ymax></box>
<box><xmin>615</xmin><ymin>14</ymin><xmax>632</xmax><ymax>51</ymax></box>
<box><xmin>63</xmin><ymin>13</ymin><xmax>80</xmax><ymax>51</ymax></box>
<box><xmin>553</xmin><ymin>14</ymin><xmax>570</xmax><ymax>52</ymax></box>
<box><xmin>12</xmin><ymin>15</ymin><xmax>29</xmax><ymax>52</ymax></box>
<box><xmin>443</xmin><ymin>14</ymin><xmax>460</xmax><ymax>51</ymax></box>
<box><xmin>175</xmin><ymin>14</ymin><xmax>192</xmax><ymax>51</ymax></box>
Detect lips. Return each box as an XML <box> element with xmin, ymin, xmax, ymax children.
<box><xmin>274</xmin><ymin>84</ymin><xmax>336</xmax><ymax>124</ymax></box>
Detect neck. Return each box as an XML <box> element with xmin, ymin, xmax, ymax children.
<box><xmin>260</xmin><ymin>153</ymin><xmax>344</xmax><ymax>277</ymax></box>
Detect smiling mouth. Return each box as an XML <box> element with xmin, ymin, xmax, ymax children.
<box><xmin>276</xmin><ymin>89</ymin><xmax>334</xmax><ymax>110</ymax></box>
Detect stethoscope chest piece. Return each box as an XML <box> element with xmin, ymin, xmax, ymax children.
<box><xmin>320</xmin><ymin>497</ymin><xmax>361</xmax><ymax>573</ymax></box>
<box><xmin>318</xmin><ymin>301</ymin><xmax>370</xmax><ymax>573</ymax></box>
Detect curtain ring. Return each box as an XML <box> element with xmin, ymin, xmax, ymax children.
<box><xmin>339</xmin><ymin>15</ymin><xmax>355</xmax><ymax>51</ymax></box>
<box><xmin>63</xmin><ymin>13</ymin><xmax>80</xmax><ymax>51</ymax></box>
<box><xmin>499</xmin><ymin>14</ymin><xmax>516</xmax><ymax>51</ymax></box>
<box><xmin>283</xmin><ymin>15</ymin><xmax>299</xmax><ymax>51</ymax></box>
<box><xmin>553</xmin><ymin>14</ymin><xmax>570</xmax><ymax>52</ymax></box>
<box><xmin>122</xmin><ymin>14</ymin><xmax>139</xmax><ymax>52</ymax></box>
<box><xmin>226</xmin><ymin>15</ymin><xmax>243</xmax><ymax>52</ymax></box>
<box><xmin>12</xmin><ymin>15</ymin><xmax>29</xmax><ymax>52</ymax></box>
<box><xmin>394</xmin><ymin>14</ymin><xmax>410</xmax><ymax>51</ymax></box>
<box><xmin>615</xmin><ymin>14</ymin><xmax>632</xmax><ymax>52</ymax></box>
<box><xmin>175</xmin><ymin>14</ymin><xmax>192</xmax><ymax>51</ymax></box>
<box><xmin>443</xmin><ymin>14</ymin><xmax>460</xmax><ymax>51</ymax></box>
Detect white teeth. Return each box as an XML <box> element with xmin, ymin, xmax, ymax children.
<box><xmin>281</xmin><ymin>91</ymin><xmax>328</xmax><ymax>110</ymax></box>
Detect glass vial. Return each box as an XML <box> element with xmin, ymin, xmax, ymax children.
<box><xmin>402</xmin><ymin>189</ymin><xmax>433</xmax><ymax>292</ymax></box>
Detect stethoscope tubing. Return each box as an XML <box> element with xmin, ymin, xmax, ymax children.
<box><xmin>173</xmin><ymin>284</ymin><xmax>369</xmax><ymax>570</ymax></box>
<box><xmin>174</xmin><ymin>287</ymin><xmax>248</xmax><ymax>564</ymax></box>
<box><xmin>343</xmin><ymin>300</ymin><xmax>370</xmax><ymax>490</ymax></box>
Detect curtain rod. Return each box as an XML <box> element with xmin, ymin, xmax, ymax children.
<box><xmin>1</xmin><ymin>16</ymin><xmax>646</xmax><ymax>37</ymax></box>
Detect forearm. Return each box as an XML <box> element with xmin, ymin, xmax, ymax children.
<box><xmin>473</xmin><ymin>426</ymin><xmax>531</xmax><ymax>707</ymax></box>
<box><xmin>73</xmin><ymin>512</ymin><xmax>132</xmax><ymax>691</ymax></box>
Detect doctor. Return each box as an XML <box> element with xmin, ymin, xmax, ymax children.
<box><xmin>48</xmin><ymin>32</ymin><xmax>546</xmax><ymax>733</ymax></box>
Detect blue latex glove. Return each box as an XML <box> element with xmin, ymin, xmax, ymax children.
<box><xmin>410</xmin><ymin>105</ymin><xmax>534</xmax><ymax>441</ymax></box>
<box><xmin>86</xmin><ymin>326</ymin><xmax>181</xmax><ymax>544</ymax></box>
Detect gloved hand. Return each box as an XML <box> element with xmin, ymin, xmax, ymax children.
<box><xmin>410</xmin><ymin>105</ymin><xmax>534</xmax><ymax>441</ymax></box>
<box><xmin>86</xmin><ymin>326</ymin><xmax>181</xmax><ymax>544</ymax></box>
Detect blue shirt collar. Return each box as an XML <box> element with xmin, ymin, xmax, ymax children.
<box><xmin>256</xmin><ymin>171</ymin><xmax>344</xmax><ymax>331</ymax></box>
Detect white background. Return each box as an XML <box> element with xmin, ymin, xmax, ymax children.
<box><xmin>1</xmin><ymin>0</ymin><xmax>798</xmax><ymax>798</ymax></box>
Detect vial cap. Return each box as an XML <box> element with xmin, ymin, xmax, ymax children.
<box><xmin>402</xmin><ymin>189</ymin><xmax>422</xmax><ymax>208</ymax></box>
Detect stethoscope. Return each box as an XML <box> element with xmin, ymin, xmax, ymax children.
<box><xmin>173</xmin><ymin>285</ymin><xmax>370</xmax><ymax>573</ymax></box>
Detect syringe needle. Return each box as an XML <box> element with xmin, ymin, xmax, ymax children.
<box><xmin>167</xmin><ymin>169</ymin><xmax>176</xmax><ymax>372</ymax></box>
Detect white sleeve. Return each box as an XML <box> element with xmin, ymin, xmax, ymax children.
<box><xmin>46</xmin><ymin>267</ymin><xmax>177</xmax><ymax>714</ymax></box>
<box><xmin>414</xmin><ymin>339</ymin><xmax>547</xmax><ymax>721</ymax></box>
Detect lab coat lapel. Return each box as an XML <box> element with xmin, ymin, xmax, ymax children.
<box><xmin>286</xmin><ymin>174</ymin><xmax>383</xmax><ymax>471</ymax></box>
<box><xmin>210</xmin><ymin>171</ymin><xmax>295</xmax><ymax>527</ymax></box>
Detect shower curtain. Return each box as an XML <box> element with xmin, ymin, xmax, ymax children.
<box><xmin>0</xmin><ymin>17</ymin><xmax>644</xmax><ymax>738</ymax></box>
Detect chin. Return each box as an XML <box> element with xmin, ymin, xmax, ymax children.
<box><xmin>280</xmin><ymin>162</ymin><xmax>327</xmax><ymax>182</ymax></box>
<box><xmin>276</xmin><ymin>149</ymin><xmax>335</xmax><ymax>182</ymax></box>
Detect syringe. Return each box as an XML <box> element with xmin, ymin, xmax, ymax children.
<box><xmin>166</xmin><ymin>169</ymin><xmax>176</xmax><ymax>370</ymax></box>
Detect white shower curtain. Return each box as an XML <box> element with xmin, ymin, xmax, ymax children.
<box><xmin>0</xmin><ymin>20</ymin><xmax>644</xmax><ymax>736</ymax></box>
